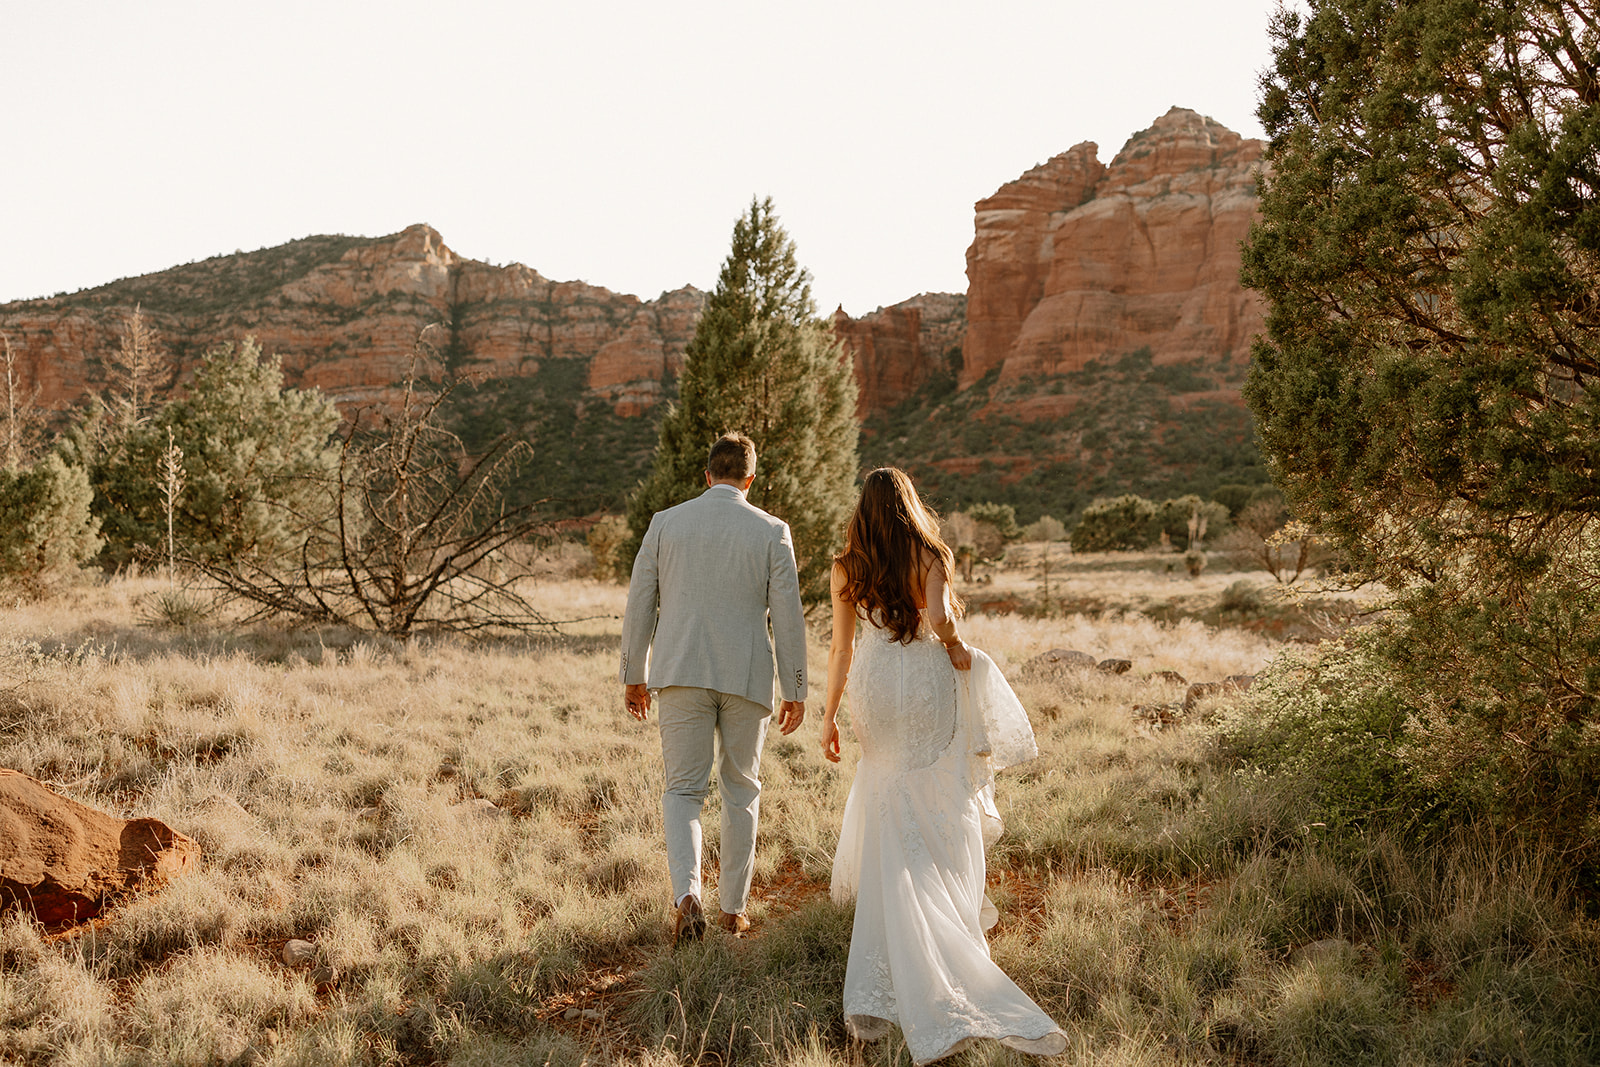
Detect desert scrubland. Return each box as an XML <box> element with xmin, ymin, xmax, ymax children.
<box><xmin>2</xmin><ymin>555</ymin><xmax>1597</xmax><ymax>1067</ymax></box>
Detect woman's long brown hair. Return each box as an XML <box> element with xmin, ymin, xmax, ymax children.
<box><xmin>835</xmin><ymin>468</ymin><xmax>963</xmax><ymax>644</ymax></box>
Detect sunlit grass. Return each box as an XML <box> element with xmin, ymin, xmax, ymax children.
<box><xmin>0</xmin><ymin>563</ymin><xmax>1596</xmax><ymax>1065</ymax></box>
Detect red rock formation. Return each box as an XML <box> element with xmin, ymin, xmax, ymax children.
<box><xmin>0</xmin><ymin>769</ymin><xmax>199</xmax><ymax>927</ymax></box>
<box><xmin>0</xmin><ymin>225</ymin><xmax>704</xmax><ymax>416</ymax></box>
<box><xmin>831</xmin><ymin>292</ymin><xmax>966</xmax><ymax>414</ymax></box>
<box><xmin>962</xmin><ymin>108</ymin><xmax>1264</xmax><ymax>388</ymax></box>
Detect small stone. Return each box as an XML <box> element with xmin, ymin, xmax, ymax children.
<box><xmin>582</xmin><ymin>1008</ymin><xmax>602</xmax><ymax>1020</ymax></box>
<box><xmin>1147</xmin><ymin>670</ymin><xmax>1187</xmax><ymax>686</ymax></box>
<box><xmin>281</xmin><ymin>939</ymin><xmax>317</xmax><ymax>967</ymax></box>
<box><xmin>563</xmin><ymin>1007</ymin><xmax>581</xmax><ymax>1021</ymax></box>
<box><xmin>1225</xmin><ymin>674</ymin><xmax>1256</xmax><ymax>692</ymax></box>
<box><xmin>310</xmin><ymin>961</ymin><xmax>337</xmax><ymax>990</ymax></box>
<box><xmin>1097</xmin><ymin>658</ymin><xmax>1132</xmax><ymax>674</ymax></box>
<box><xmin>1131</xmin><ymin>704</ymin><xmax>1183</xmax><ymax>731</ymax></box>
<box><xmin>1183</xmin><ymin>682</ymin><xmax>1225</xmax><ymax>710</ymax></box>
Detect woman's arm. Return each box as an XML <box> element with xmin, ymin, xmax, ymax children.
<box><xmin>924</xmin><ymin>553</ymin><xmax>972</xmax><ymax>671</ymax></box>
<box><xmin>821</xmin><ymin>562</ymin><xmax>857</xmax><ymax>763</ymax></box>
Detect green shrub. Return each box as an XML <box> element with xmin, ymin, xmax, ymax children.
<box><xmin>1157</xmin><ymin>494</ymin><xmax>1231</xmax><ymax>550</ymax></box>
<box><xmin>585</xmin><ymin>516</ymin><xmax>629</xmax><ymax>582</ymax></box>
<box><xmin>1211</xmin><ymin>634</ymin><xmax>1452</xmax><ymax>836</ymax></box>
<box><xmin>1219</xmin><ymin>580</ymin><xmax>1264</xmax><ymax>614</ymax></box>
<box><xmin>0</xmin><ymin>454</ymin><xmax>103</xmax><ymax>596</ymax></box>
<box><xmin>73</xmin><ymin>337</ymin><xmax>340</xmax><ymax>569</ymax></box>
<box><xmin>966</xmin><ymin>501</ymin><xmax>1021</xmax><ymax>540</ymax></box>
<box><xmin>1071</xmin><ymin>494</ymin><xmax>1159</xmax><ymax>552</ymax></box>
<box><xmin>1021</xmin><ymin>514</ymin><xmax>1067</xmax><ymax>542</ymax></box>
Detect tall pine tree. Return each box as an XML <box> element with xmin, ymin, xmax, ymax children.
<box><xmin>626</xmin><ymin>197</ymin><xmax>860</xmax><ymax>604</ymax></box>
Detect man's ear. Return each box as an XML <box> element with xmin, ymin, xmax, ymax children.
<box><xmin>740</xmin><ymin>474</ymin><xmax>756</xmax><ymax>491</ymax></box>
<box><xmin>705</xmin><ymin>470</ymin><xmax>714</xmax><ymax>487</ymax></box>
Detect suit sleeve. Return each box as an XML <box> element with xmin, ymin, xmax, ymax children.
<box><xmin>768</xmin><ymin>521</ymin><xmax>808</xmax><ymax>701</ymax></box>
<box><xmin>619</xmin><ymin>516</ymin><xmax>662</xmax><ymax>686</ymax></box>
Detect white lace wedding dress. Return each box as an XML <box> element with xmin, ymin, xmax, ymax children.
<box><xmin>829</xmin><ymin>617</ymin><xmax>1068</xmax><ymax>1065</ymax></box>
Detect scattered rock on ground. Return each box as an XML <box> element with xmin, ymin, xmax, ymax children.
<box><xmin>310</xmin><ymin>960</ymin><xmax>338</xmax><ymax>991</ymax></box>
<box><xmin>1131</xmin><ymin>704</ymin><xmax>1184</xmax><ymax>731</ymax></box>
<box><xmin>1147</xmin><ymin>670</ymin><xmax>1188</xmax><ymax>686</ymax></box>
<box><xmin>1097</xmin><ymin>658</ymin><xmax>1132</xmax><ymax>674</ymax></box>
<box><xmin>1225</xmin><ymin>674</ymin><xmax>1257</xmax><ymax>692</ymax></box>
<box><xmin>282</xmin><ymin>939</ymin><xmax>318</xmax><ymax>967</ymax></box>
<box><xmin>0</xmin><ymin>768</ymin><xmax>199</xmax><ymax>927</ymax></box>
<box><xmin>458</xmin><ymin>798</ymin><xmax>501</xmax><ymax>819</ymax></box>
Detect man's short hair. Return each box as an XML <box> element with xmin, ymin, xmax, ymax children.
<box><xmin>707</xmin><ymin>433</ymin><xmax>757</xmax><ymax>481</ymax></box>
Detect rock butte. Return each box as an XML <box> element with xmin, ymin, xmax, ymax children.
<box><xmin>832</xmin><ymin>107</ymin><xmax>1265</xmax><ymax>405</ymax></box>
<box><xmin>0</xmin><ymin>107</ymin><xmax>1262</xmax><ymax>435</ymax></box>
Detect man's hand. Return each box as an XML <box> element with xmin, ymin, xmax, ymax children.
<box><xmin>625</xmin><ymin>683</ymin><xmax>651</xmax><ymax>721</ymax></box>
<box><xmin>820</xmin><ymin>716</ymin><xmax>841</xmax><ymax>763</ymax></box>
<box><xmin>777</xmin><ymin>699</ymin><xmax>805</xmax><ymax>735</ymax></box>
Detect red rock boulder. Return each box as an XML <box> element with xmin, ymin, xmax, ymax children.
<box><xmin>0</xmin><ymin>769</ymin><xmax>199</xmax><ymax>927</ymax></box>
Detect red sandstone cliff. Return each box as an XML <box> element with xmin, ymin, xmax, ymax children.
<box><xmin>962</xmin><ymin>107</ymin><xmax>1264</xmax><ymax>389</ymax></box>
<box><xmin>5</xmin><ymin>107</ymin><xmax>1266</xmax><ymax>498</ymax></box>
<box><xmin>0</xmin><ymin>225</ymin><xmax>703</xmax><ymax>417</ymax></box>
<box><xmin>830</xmin><ymin>293</ymin><xmax>966</xmax><ymax>415</ymax></box>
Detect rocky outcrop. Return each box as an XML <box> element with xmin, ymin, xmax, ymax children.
<box><xmin>0</xmin><ymin>225</ymin><xmax>704</xmax><ymax>416</ymax></box>
<box><xmin>831</xmin><ymin>293</ymin><xmax>966</xmax><ymax>414</ymax></box>
<box><xmin>962</xmin><ymin>107</ymin><xmax>1264</xmax><ymax>388</ymax></box>
<box><xmin>0</xmin><ymin>769</ymin><xmax>199</xmax><ymax>927</ymax></box>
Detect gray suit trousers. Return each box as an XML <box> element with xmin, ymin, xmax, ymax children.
<box><xmin>656</xmin><ymin>685</ymin><xmax>770</xmax><ymax>914</ymax></box>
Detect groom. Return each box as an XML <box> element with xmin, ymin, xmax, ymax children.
<box><xmin>620</xmin><ymin>432</ymin><xmax>807</xmax><ymax>943</ymax></box>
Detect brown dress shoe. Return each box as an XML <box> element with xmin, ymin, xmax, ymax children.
<box><xmin>717</xmin><ymin>910</ymin><xmax>751</xmax><ymax>936</ymax></box>
<box><xmin>674</xmin><ymin>895</ymin><xmax>706</xmax><ymax>945</ymax></box>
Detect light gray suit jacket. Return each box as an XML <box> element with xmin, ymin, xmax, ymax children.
<box><xmin>620</xmin><ymin>484</ymin><xmax>807</xmax><ymax>710</ymax></box>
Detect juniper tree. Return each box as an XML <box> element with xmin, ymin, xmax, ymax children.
<box><xmin>626</xmin><ymin>197</ymin><xmax>860</xmax><ymax>604</ymax></box>
<box><xmin>1241</xmin><ymin>0</ymin><xmax>1600</xmax><ymax>848</ymax></box>
<box><xmin>0</xmin><ymin>454</ymin><xmax>102</xmax><ymax>597</ymax></box>
<box><xmin>84</xmin><ymin>337</ymin><xmax>341</xmax><ymax>567</ymax></box>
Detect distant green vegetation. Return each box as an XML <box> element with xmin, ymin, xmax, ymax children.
<box><xmin>442</xmin><ymin>357</ymin><xmax>662</xmax><ymax>517</ymax></box>
<box><xmin>44</xmin><ymin>234</ymin><xmax>372</xmax><ymax>317</ymax></box>
<box><xmin>862</xmin><ymin>347</ymin><xmax>1270</xmax><ymax>523</ymax></box>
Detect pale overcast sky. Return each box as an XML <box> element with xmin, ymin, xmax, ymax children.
<box><xmin>3</xmin><ymin>0</ymin><xmax>1278</xmax><ymax>317</ymax></box>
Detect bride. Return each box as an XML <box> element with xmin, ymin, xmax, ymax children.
<box><xmin>820</xmin><ymin>468</ymin><xmax>1067</xmax><ymax>1065</ymax></box>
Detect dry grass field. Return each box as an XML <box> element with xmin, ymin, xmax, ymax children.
<box><xmin>2</xmin><ymin>552</ymin><xmax>1596</xmax><ymax>1066</ymax></box>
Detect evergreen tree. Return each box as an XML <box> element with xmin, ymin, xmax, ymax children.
<box><xmin>76</xmin><ymin>337</ymin><xmax>341</xmax><ymax>567</ymax></box>
<box><xmin>626</xmin><ymin>197</ymin><xmax>860</xmax><ymax>603</ymax></box>
<box><xmin>1241</xmin><ymin>0</ymin><xmax>1600</xmax><ymax>850</ymax></box>
<box><xmin>0</xmin><ymin>454</ymin><xmax>102</xmax><ymax>596</ymax></box>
